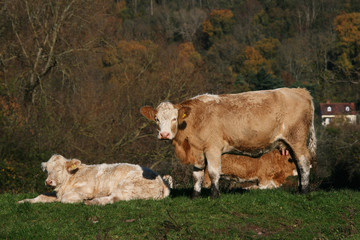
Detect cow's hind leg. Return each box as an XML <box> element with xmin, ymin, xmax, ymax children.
<box><xmin>205</xmin><ymin>150</ymin><xmax>221</xmax><ymax>199</ymax></box>
<box><xmin>85</xmin><ymin>195</ymin><xmax>116</xmax><ymax>205</ymax></box>
<box><xmin>60</xmin><ymin>192</ymin><xmax>85</xmax><ymax>203</ymax></box>
<box><xmin>289</xmin><ymin>145</ymin><xmax>312</xmax><ymax>193</ymax></box>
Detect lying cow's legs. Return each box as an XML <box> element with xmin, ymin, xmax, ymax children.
<box><xmin>60</xmin><ymin>191</ymin><xmax>85</xmax><ymax>203</ymax></box>
<box><xmin>17</xmin><ymin>192</ymin><xmax>58</xmax><ymax>203</ymax></box>
<box><xmin>205</xmin><ymin>149</ymin><xmax>222</xmax><ymax>199</ymax></box>
<box><xmin>85</xmin><ymin>195</ymin><xmax>116</xmax><ymax>205</ymax></box>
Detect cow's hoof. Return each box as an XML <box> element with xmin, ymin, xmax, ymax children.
<box><xmin>84</xmin><ymin>200</ymin><xmax>93</xmax><ymax>205</ymax></box>
<box><xmin>299</xmin><ymin>185</ymin><xmax>310</xmax><ymax>194</ymax></box>
<box><xmin>210</xmin><ymin>187</ymin><xmax>220</xmax><ymax>199</ymax></box>
<box><xmin>191</xmin><ymin>190</ymin><xmax>201</xmax><ymax>199</ymax></box>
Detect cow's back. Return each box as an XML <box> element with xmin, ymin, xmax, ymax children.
<box><xmin>61</xmin><ymin>163</ymin><xmax>141</xmax><ymax>198</ymax></box>
<box><xmin>178</xmin><ymin>88</ymin><xmax>312</xmax><ymax>153</ymax></box>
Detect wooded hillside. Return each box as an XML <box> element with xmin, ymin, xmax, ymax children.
<box><xmin>1</xmin><ymin>0</ymin><xmax>359</xmax><ymax>192</ymax></box>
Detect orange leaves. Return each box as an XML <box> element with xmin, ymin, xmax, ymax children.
<box><xmin>334</xmin><ymin>12</ymin><xmax>360</xmax><ymax>45</ymax></box>
<box><xmin>209</xmin><ymin>9</ymin><xmax>235</xmax><ymax>34</ymax></box>
<box><xmin>178</xmin><ymin>42</ymin><xmax>196</xmax><ymax>59</ymax></box>
<box><xmin>117</xmin><ymin>40</ymin><xmax>147</xmax><ymax>54</ymax></box>
<box><xmin>178</xmin><ymin>42</ymin><xmax>201</xmax><ymax>72</ymax></box>
<box><xmin>178</xmin><ymin>42</ymin><xmax>202</xmax><ymax>68</ymax></box>
<box><xmin>115</xmin><ymin>40</ymin><xmax>154</xmax><ymax>64</ymax></box>
<box><xmin>254</xmin><ymin>38</ymin><xmax>281</xmax><ymax>59</ymax></box>
<box><xmin>333</xmin><ymin>12</ymin><xmax>360</xmax><ymax>72</ymax></box>
<box><xmin>242</xmin><ymin>46</ymin><xmax>271</xmax><ymax>76</ymax></box>
<box><xmin>202</xmin><ymin>19</ymin><xmax>214</xmax><ymax>36</ymax></box>
<box><xmin>103</xmin><ymin>40</ymin><xmax>158</xmax><ymax>71</ymax></box>
<box><xmin>209</xmin><ymin>9</ymin><xmax>234</xmax><ymax>25</ymax></box>
<box><xmin>244</xmin><ymin>46</ymin><xmax>264</xmax><ymax>62</ymax></box>
<box><xmin>202</xmin><ymin>9</ymin><xmax>235</xmax><ymax>38</ymax></box>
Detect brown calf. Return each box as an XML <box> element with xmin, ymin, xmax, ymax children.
<box><xmin>203</xmin><ymin>151</ymin><xmax>297</xmax><ymax>190</ymax></box>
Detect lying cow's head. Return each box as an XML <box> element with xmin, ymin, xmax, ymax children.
<box><xmin>41</xmin><ymin>154</ymin><xmax>81</xmax><ymax>187</ymax></box>
<box><xmin>140</xmin><ymin>102</ymin><xmax>191</xmax><ymax>140</ymax></box>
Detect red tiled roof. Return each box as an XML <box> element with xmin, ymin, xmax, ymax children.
<box><xmin>320</xmin><ymin>102</ymin><xmax>356</xmax><ymax>115</ymax></box>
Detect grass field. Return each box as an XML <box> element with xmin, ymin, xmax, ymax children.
<box><xmin>1</xmin><ymin>189</ymin><xmax>359</xmax><ymax>240</ymax></box>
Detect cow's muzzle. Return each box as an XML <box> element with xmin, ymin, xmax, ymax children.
<box><xmin>45</xmin><ymin>179</ymin><xmax>54</xmax><ymax>186</ymax></box>
<box><xmin>159</xmin><ymin>132</ymin><xmax>171</xmax><ymax>139</ymax></box>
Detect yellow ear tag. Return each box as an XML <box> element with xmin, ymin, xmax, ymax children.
<box><xmin>71</xmin><ymin>164</ymin><xmax>77</xmax><ymax>170</ymax></box>
<box><xmin>182</xmin><ymin>113</ymin><xmax>186</xmax><ymax>119</ymax></box>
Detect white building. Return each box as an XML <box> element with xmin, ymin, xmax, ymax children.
<box><xmin>320</xmin><ymin>101</ymin><xmax>357</xmax><ymax>126</ymax></box>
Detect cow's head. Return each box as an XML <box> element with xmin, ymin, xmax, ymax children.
<box><xmin>140</xmin><ymin>102</ymin><xmax>191</xmax><ymax>140</ymax></box>
<box><xmin>41</xmin><ymin>154</ymin><xmax>81</xmax><ymax>187</ymax></box>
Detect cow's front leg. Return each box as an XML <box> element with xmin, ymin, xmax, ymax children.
<box><xmin>17</xmin><ymin>192</ymin><xmax>58</xmax><ymax>204</ymax></box>
<box><xmin>192</xmin><ymin>165</ymin><xmax>205</xmax><ymax>199</ymax></box>
<box><xmin>205</xmin><ymin>150</ymin><xmax>221</xmax><ymax>199</ymax></box>
<box><xmin>60</xmin><ymin>192</ymin><xmax>84</xmax><ymax>204</ymax></box>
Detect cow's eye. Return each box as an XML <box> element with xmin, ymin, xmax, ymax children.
<box><xmin>172</xmin><ymin>117</ymin><xmax>177</xmax><ymax>121</ymax></box>
<box><xmin>155</xmin><ymin>117</ymin><xmax>159</xmax><ymax>122</ymax></box>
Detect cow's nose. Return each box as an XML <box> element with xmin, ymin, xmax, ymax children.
<box><xmin>160</xmin><ymin>132</ymin><xmax>170</xmax><ymax>139</ymax></box>
<box><xmin>45</xmin><ymin>179</ymin><xmax>52</xmax><ymax>186</ymax></box>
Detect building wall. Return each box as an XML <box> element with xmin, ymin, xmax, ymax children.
<box><xmin>321</xmin><ymin>115</ymin><xmax>357</xmax><ymax>126</ymax></box>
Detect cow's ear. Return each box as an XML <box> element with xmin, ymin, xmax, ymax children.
<box><xmin>140</xmin><ymin>106</ymin><xmax>157</xmax><ymax>121</ymax></box>
<box><xmin>66</xmin><ymin>159</ymin><xmax>81</xmax><ymax>173</ymax></box>
<box><xmin>178</xmin><ymin>106</ymin><xmax>191</xmax><ymax>123</ymax></box>
<box><xmin>41</xmin><ymin>162</ymin><xmax>47</xmax><ymax>172</ymax></box>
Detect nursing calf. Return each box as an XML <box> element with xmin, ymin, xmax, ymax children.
<box><xmin>202</xmin><ymin>151</ymin><xmax>297</xmax><ymax>190</ymax></box>
<box><xmin>141</xmin><ymin>88</ymin><xmax>316</xmax><ymax>198</ymax></box>
<box><xmin>18</xmin><ymin>154</ymin><xmax>170</xmax><ymax>205</ymax></box>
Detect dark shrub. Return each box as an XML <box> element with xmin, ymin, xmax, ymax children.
<box><xmin>316</xmin><ymin>124</ymin><xmax>360</xmax><ymax>190</ymax></box>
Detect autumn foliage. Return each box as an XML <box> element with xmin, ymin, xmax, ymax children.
<box><xmin>334</xmin><ymin>12</ymin><xmax>360</xmax><ymax>72</ymax></box>
<box><xmin>202</xmin><ymin>9</ymin><xmax>235</xmax><ymax>41</ymax></box>
<box><xmin>1</xmin><ymin>0</ymin><xmax>360</xmax><ymax>192</ymax></box>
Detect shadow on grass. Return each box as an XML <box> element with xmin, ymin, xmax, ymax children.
<box><xmin>169</xmin><ymin>187</ymin><xmax>248</xmax><ymax>199</ymax></box>
<box><xmin>169</xmin><ymin>176</ymin><xmax>301</xmax><ymax>199</ymax></box>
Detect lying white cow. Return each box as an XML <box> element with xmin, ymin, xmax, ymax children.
<box><xmin>18</xmin><ymin>154</ymin><xmax>171</xmax><ymax>205</ymax></box>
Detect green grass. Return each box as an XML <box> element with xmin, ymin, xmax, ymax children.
<box><xmin>1</xmin><ymin>189</ymin><xmax>359</xmax><ymax>239</ymax></box>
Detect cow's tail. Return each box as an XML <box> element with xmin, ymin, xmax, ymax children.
<box><xmin>308</xmin><ymin>98</ymin><xmax>317</xmax><ymax>160</ymax></box>
<box><xmin>161</xmin><ymin>175</ymin><xmax>172</xmax><ymax>198</ymax></box>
